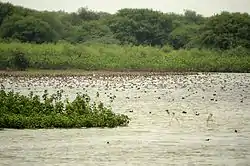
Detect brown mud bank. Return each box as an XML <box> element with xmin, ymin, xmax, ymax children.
<box><xmin>0</xmin><ymin>69</ymin><xmax>217</xmax><ymax>78</ymax></box>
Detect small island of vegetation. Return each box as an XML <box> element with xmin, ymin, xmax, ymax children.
<box><xmin>0</xmin><ymin>89</ymin><xmax>130</xmax><ymax>129</ymax></box>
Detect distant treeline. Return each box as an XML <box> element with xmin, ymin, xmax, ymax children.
<box><xmin>0</xmin><ymin>2</ymin><xmax>250</xmax><ymax>50</ymax></box>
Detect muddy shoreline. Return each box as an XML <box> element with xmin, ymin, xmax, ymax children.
<box><xmin>0</xmin><ymin>69</ymin><xmax>240</xmax><ymax>78</ymax></box>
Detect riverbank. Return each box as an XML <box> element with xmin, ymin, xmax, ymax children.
<box><xmin>0</xmin><ymin>69</ymin><xmax>203</xmax><ymax>77</ymax></box>
<box><xmin>1</xmin><ymin>42</ymin><xmax>250</xmax><ymax>73</ymax></box>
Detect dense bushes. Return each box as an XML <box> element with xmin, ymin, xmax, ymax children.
<box><xmin>0</xmin><ymin>2</ymin><xmax>249</xmax><ymax>73</ymax></box>
<box><xmin>1</xmin><ymin>2</ymin><xmax>250</xmax><ymax>50</ymax></box>
<box><xmin>0</xmin><ymin>42</ymin><xmax>249</xmax><ymax>72</ymax></box>
<box><xmin>0</xmin><ymin>48</ymin><xmax>29</xmax><ymax>70</ymax></box>
<box><xmin>0</xmin><ymin>15</ymin><xmax>57</xmax><ymax>43</ymax></box>
<box><xmin>11</xmin><ymin>50</ymin><xmax>29</xmax><ymax>70</ymax></box>
<box><xmin>0</xmin><ymin>89</ymin><xmax>130</xmax><ymax>129</ymax></box>
<box><xmin>199</xmin><ymin>12</ymin><xmax>250</xmax><ymax>50</ymax></box>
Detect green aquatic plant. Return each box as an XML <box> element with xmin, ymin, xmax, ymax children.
<box><xmin>0</xmin><ymin>90</ymin><xmax>130</xmax><ymax>129</ymax></box>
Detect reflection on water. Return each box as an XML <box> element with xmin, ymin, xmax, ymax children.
<box><xmin>1</xmin><ymin>73</ymin><xmax>250</xmax><ymax>165</ymax></box>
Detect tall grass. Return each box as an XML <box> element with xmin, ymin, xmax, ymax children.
<box><xmin>0</xmin><ymin>42</ymin><xmax>249</xmax><ymax>72</ymax></box>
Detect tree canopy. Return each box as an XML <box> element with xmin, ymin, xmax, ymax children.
<box><xmin>0</xmin><ymin>2</ymin><xmax>250</xmax><ymax>50</ymax></box>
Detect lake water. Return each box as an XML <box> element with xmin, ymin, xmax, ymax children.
<box><xmin>1</xmin><ymin>73</ymin><xmax>250</xmax><ymax>166</ymax></box>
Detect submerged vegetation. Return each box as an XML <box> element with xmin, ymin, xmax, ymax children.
<box><xmin>0</xmin><ymin>89</ymin><xmax>130</xmax><ymax>129</ymax></box>
<box><xmin>0</xmin><ymin>2</ymin><xmax>249</xmax><ymax>72</ymax></box>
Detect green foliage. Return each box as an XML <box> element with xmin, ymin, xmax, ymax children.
<box><xmin>60</xmin><ymin>7</ymin><xmax>102</xmax><ymax>26</ymax></box>
<box><xmin>0</xmin><ymin>2</ymin><xmax>249</xmax><ymax>73</ymax></box>
<box><xmin>199</xmin><ymin>12</ymin><xmax>250</xmax><ymax>49</ymax></box>
<box><xmin>169</xmin><ymin>24</ymin><xmax>200</xmax><ymax>49</ymax></box>
<box><xmin>1</xmin><ymin>2</ymin><xmax>249</xmax><ymax>50</ymax></box>
<box><xmin>183</xmin><ymin>10</ymin><xmax>205</xmax><ymax>25</ymax></box>
<box><xmin>67</xmin><ymin>21</ymin><xmax>116</xmax><ymax>44</ymax></box>
<box><xmin>107</xmin><ymin>16</ymin><xmax>138</xmax><ymax>45</ymax></box>
<box><xmin>33</xmin><ymin>11</ymin><xmax>65</xmax><ymax>40</ymax></box>
<box><xmin>224</xmin><ymin>46</ymin><xmax>250</xmax><ymax>56</ymax></box>
<box><xmin>11</xmin><ymin>49</ymin><xmax>29</xmax><ymax>70</ymax></box>
<box><xmin>0</xmin><ymin>89</ymin><xmax>130</xmax><ymax>129</ymax></box>
<box><xmin>77</xmin><ymin>7</ymin><xmax>100</xmax><ymax>21</ymax></box>
<box><xmin>0</xmin><ymin>2</ymin><xmax>16</xmax><ymax>25</ymax></box>
<box><xmin>0</xmin><ymin>15</ymin><xmax>57</xmax><ymax>43</ymax></box>
<box><xmin>108</xmin><ymin>8</ymin><xmax>173</xmax><ymax>46</ymax></box>
<box><xmin>161</xmin><ymin>44</ymin><xmax>174</xmax><ymax>53</ymax></box>
<box><xmin>0</xmin><ymin>42</ymin><xmax>249</xmax><ymax>72</ymax></box>
<box><xmin>0</xmin><ymin>47</ymin><xmax>29</xmax><ymax>70</ymax></box>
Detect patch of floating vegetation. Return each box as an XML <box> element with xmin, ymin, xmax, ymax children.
<box><xmin>0</xmin><ymin>89</ymin><xmax>130</xmax><ymax>129</ymax></box>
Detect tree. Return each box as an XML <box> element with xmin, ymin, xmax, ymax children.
<box><xmin>12</xmin><ymin>50</ymin><xmax>29</xmax><ymax>71</ymax></box>
<box><xmin>77</xmin><ymin>7</ymin><xmax>100</xmax><ymax>21</ymax></box>
<box><xmin>0</xmin><ymin>15</ymin><xmax>57</xmax><ymax>43</ymax></box>
<box><xmin>0</xmin><ymin>2</ymin><xmax>14</xmax><ymax>25</ymax></box>
<box><xmin>67</xmin><ymin>21</ymin><xmax>116</xmax><ymax>44</ymax></box>
<box><xmin>61</xmin><ymin>7</ymin><xmax>101</xmax><ymax>26</ymax></box>
<box><xmin>199</xmin><ymin>12</ymin><xmax>250</xmax><ymax>49</ymax></box>
<box><xmin>0</xmin><ymin>2</ymin><xmax>37</xmax><ymax>25</ymax></box>
<box><xmin>33</xmin><ymin>11</ymin><xmax>65</xmax><ymax>40</ymax></box>
<box><xmin>108</xmin><ymin>8</ymin><xmax>173</xmax><ymax>46</ymax></box>
<box><xmin>169</xmin><ymin>24</ymin><xmax>200</xmax><ymax>49</ymax></box>
<box><xmin>183</xmin><ymin>9</ymin><xmax>205</xmax><ymax>25</ymax></box>
<box><xmin>107</xmin><ymin>16</ymin><xmax>138</xmax><ymax>44</ymax></box>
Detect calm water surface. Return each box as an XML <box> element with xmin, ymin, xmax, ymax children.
<box><xmin>0</xmin><ymin>73</ymin><xmax>250</xmax><ymax>166</ymax></box>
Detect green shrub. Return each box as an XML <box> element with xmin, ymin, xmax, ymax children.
<box><xmin>0</xmin><ymin>41</ymin><xmax>249</xmax><ymax>72</ymax></box>
<box><xmin>0</xmin><ymin>89</ymin><xmax>130</xmax><ymax>129</ymax></box>
<box><xmin>11</xmin><ymin>50</ymin><xmax>29</xmax><ymax>70</ymax></box>
<box><xmin>224</xmin><ymin>46</ymin><xmax>250</xmax><ymax>57</ymax></box>
<box><xmin>161</xmin><ymin>44</ymin><xmax>174</xmax><ymax>53</ymax></box>
<box><xmin>0</xmin><ymin>48</ymin><xmax>29</xmax><ymax>70</ymax></box>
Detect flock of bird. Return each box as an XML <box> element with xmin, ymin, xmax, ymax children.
<box><xmin>1</xmin><ymin>72</ymin><xmax>249</xmax><ymax>139</ymax></box>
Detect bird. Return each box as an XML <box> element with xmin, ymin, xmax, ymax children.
<box><xmin>207</xmin><ymin>113</ymin><xmax>213</xmax><ymax>121</ymax></box>
<box><xmin>165</xmin><ymin>109</ymin><xmax>170</xmax><ymax>114</ymax></box>
<box><xmin>206</xmin><ymin>113</ymin><xmax>213</xmax><ymax>126</ymax></box>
